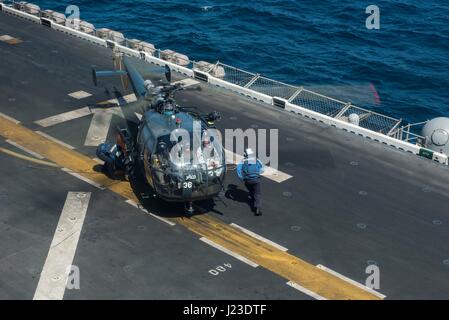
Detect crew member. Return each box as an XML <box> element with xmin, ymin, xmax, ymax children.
<box><xmin>152</xmin><ymin>142</ymin><xmax>169</xmax><ymax>184</ymax></box>
<box><xmin>96</xmin><ymin>142</ymin><xmax>126</xmax><ymax>177</ymax></box>
<box><xmin>237</xmin><ymin>148</ymin><xmax>264</xmax><ymax>216</ymax></box>
<box><xmin>196</xmin><ymin>134</ymin><xmax>223</xmax><ymax>177</ymax></box>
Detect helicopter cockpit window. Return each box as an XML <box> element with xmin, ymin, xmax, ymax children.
<box><xmin>195</xmin><ymin>134</ymin><xmax>224</xmax><ymax>177</ymax></box>
<box><xmin>154</xmin><ymin>134</ymin><xmax>190</xmax><ymax>168</ymax></box>
<box><xmin>150</xmin><ymin>141</ymin><xmax>169</xmax><ymax>185</ymax></box>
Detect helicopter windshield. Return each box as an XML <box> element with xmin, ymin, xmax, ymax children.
<box><xmin>194</xmin><ymin>137</ymin><xmax>224</xmax><ymax>177</ymax></box>
<box><xmin>155</xmin><ymin>133</ymin><xmax>224</xmax><ymax>170</ymax></box>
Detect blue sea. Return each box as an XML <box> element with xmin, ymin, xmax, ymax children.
<box><xmin>31</xmin><ymin>0</ymin><xmax>449</xmax><ymax>124</ymax></box>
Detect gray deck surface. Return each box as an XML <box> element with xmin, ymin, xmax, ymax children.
<box><xmin>1</xmin><ymin>11</ymin><xmax>449</xmax><ymax>299</ymax></box>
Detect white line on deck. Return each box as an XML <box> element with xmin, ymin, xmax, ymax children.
<box><xmin>0</xmin><ymin>35</ymin><xmax>14</xmax><ymax>42</ymax></box>
<box><xmin>224</xmin><ymin>150</ymin><xmax>293</xmax><ymax>183</ymax></box>
<box><xmin>84</xmin><ymin>110</ymin><xmax>113</xmax><ymax>146</ymax></box>
<box><xmin>0</xmin><ymin>35</ymin><xmax>22</xmax><ymax>44</ymax></box>
<box><xmin>33</xmin><ymin>192</ymin><xmax>91</xmax><ymax>300</ymax></box>
<box><xmin>35</xmin><ymin>131</ymin><xmax>76</xmax><ymax>150</ymax></box>
<box><xmin>61</xmin><ymin>168</ymin><xmax>105</xmax><ymax>190</ymax></box>
<box><xmin>0</xmin><ymin>111</ymin><xmax>21</xmax><ymax>124</ymax></box>
<box><xmin>98</xmin><ymin>94</ymin><xmax>137</xmax><ymax>106</ymax></box>
<box><xmin>172</xmin><ymin>78</ymin><xmax>200</xmax><ymax>87</ymax></box>
<box><xmin>286</xmin><ymin>281</ymin><xmax>327</xmax><ymax>300</ymax></box>
<box><xmin>6</xmin><ymin>139</ymin><xmax>45</xmax><ymax>159</ymax></box>
<box><xmin>230</xmin><ymin>223</ymin><xmax>288</xmax><ymax>252</ymax></box>
<box><xmin>68</xmin><ymin>90</ymin><xmax>92</xmax><ymax>100</ymax></box>
<box><xmin>84</xmin><ymin>108</ymin><xmax>125</xmax><ymax>147</ymax></box>
<box><xmin>200</xmin><ymin>237</ymin><xmax>259</xmax><ymax>268</ymax></box>
<box><xmin>125</xmin><ymin>199</ymin><xmax>175</xmax><ymax>226</ymax></box>
<box><xmin>316</xmin><ymin>264</ymin><xmax>387</xmax><ymax>299</ymax></box>
<box><xmin>35</xmin><ymin>107</ymin><xmax>92</xmax><ymax>128</ymax></box>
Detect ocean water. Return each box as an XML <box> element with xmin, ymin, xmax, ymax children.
<box><xmin>31</xmin><ymin>0</ymin><xmax>449</xmax><ymax>124</ymax></box>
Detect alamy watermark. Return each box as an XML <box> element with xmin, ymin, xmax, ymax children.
<box><xmin>365</xmin><ymin>264</ymin><xmax>380</xmax><ymax>290</ymax></box>
<box><xmin>66</xmin><ymin>265</ymin><xmax>80</xmax><ymax>290</ymax></box>
<box><xmin>65</xmin><ymin>5</ymin><xmax>80</xmax><ymax>29</ymax></box>
<box><xmin>168</xmin><ymin>120</ymin><xmax>279</xmax><ymax>169</ymax></box>
<box><xmin>366</xmin><ymin>5</ymin><xmax>380</xmax><ymax>30</ymax></box>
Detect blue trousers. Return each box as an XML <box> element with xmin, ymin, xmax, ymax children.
<box><xmin>245</xmin><ymin>179</ymin><xmax>261</xmax><ymax>210</ymax></box>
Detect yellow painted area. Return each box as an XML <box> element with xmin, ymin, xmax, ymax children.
<box><xmin>0</xmin><ymin>115</ymin><xmax>382</xmax><ymax>300</ymax></box>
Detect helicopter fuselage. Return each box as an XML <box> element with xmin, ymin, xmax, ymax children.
<box><xmin>94</xmin><ymin>55</ymin><xmax>226</xmax><ymax>205</ymax></box>
<box><xmin>134</xmin><ymin>109</ymin><xmax>226</xmax><ymax>203</ymax></box>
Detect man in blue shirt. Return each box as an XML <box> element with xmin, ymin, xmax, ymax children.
<box><xmin>96</xmin><ymin>142</ymin><xmax>126</xmax><ymax>177</ymax></box>
<box><xmin>237</xmin><ymin>148</ymin><xmax>264</xmax><ymax>216</ymax></box>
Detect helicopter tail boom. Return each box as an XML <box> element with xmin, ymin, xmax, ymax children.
<box><xmin>92</xmin><ymin>68</ymin><xmax>128</xmax><ymax>87</ymax></box>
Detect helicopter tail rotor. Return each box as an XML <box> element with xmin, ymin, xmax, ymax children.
<box><xmin>91</xmin><ymin>49</ymin><xmax>129</xmax><ymax>89</ymax></box>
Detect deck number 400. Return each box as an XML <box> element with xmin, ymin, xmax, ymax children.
<box><xmin>209</xmin><ymin>263</ymin><xmax>232</xmax><ymax>276</ymax></box>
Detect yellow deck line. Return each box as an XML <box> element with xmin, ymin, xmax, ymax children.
<box><xmin>0</xmin><ymin>115</ymin><xmax>382</xmax><ymax>300</ymax></box>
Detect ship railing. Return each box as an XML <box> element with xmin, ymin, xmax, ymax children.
<box><xmin>197</xmin><ymin>62</ymin><xmax>403</xmax><ymax>137</ymax></box>
<box><xmin>391</xmin><ymin>122</ymin><xmax>428</xmax><ymax>145</ymax></box>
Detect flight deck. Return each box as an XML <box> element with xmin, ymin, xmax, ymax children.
<box><xmin>1</xmin><ymin>6</ymin><xmax>449</xmax><ymax>300</ymax></box>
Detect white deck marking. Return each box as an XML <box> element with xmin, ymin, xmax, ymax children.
<box><xmin>135</xmin><ymin>112</ymin><xmax>143</xmax><ymax>121</ymax></box>
<box><xmin>84</xmin><ymin>110</ymin><xmax>113</xmax><ymax>146</ymax></box>
<box><xmin>200</xmin><ymin>237</ymin><xmax>259</xmax><ymax>268</ymax></box>
<box><xmin>172</xmin><ymin>78</ymin><xmax>200</xmax><ymax>87</ymax></box>
<box><xmin>61</xmin><ymin>168</ymin><xmax>105</xmax><ymax>190</ymax></box>
<box><xmin>6</xmin><ymin>139</ymin><xmax>45</xmax><ymax>159</ymax></box>
<box><xmin>98</xmin><ymin>94</ymin><xmax>137</xmax><ymax>106</ymax></box>
<box><xmin>224</xmin><ymin>150</ymin><xmax>293</xmax><ymax>183</ymax></box>
<box><xmin>261</xmin><ymin>166</ymin><xmax>293</xmax><ymax>183</ymax></box>
<box><xmin>84</xmin><ymin>107</ymin><xmax>125</xmax><ymax>146</ymax></box>
<box><xmin>0</xmin><ymin>111</ymin><xmax>21</xmax><ymax>124</ymax></box>
<box><xmin>0</xmin><ymin>35</ymin><xmax>22</xmax><ymax>44</ymax></box>
<box><xmin>316</xmin><ymin>264</ymin><xmax>387</xmax><ymax>299</ymax></box>
<box><xmin>125</xmin><ymin>199</ymin><xmax>175</xmax><ymax>226</ymax></box>
<box><xmin>286</xmin><ymin>281</ymin><xmax>327</xmax><ymax>300</ymax></box>
<box><xmin>35</xmin><ymin>107</ymin><xmax>92</xmax><ymax>127</ymax></box>
<box><xmin>35</xmin><ymin>131</ymin><xmax>76</xmax><ymax>150</ymax></box>
<box><xmin>68</xmin><ymin>91</ymin><xmax>92</xmax><ymax>99</ymax></box>
<box><xmin>33</xmin><ymin>192</ymin><xmax>91</xmax><ymax>300</ymax></box>
<box><xmin>0</xmin><ymin>35</ymin><xmax>14</xmax><ymax>41</ymax></box>
<box><xmin>230</xmin><ymin>223</ymin><xmax>288</xmax><ymax>252</ymax></box>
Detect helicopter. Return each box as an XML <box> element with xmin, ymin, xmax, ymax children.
<box><xmin>92</xmin><ymin>50</ymin><xmax>227</xmax><ymax>215</ymax></box>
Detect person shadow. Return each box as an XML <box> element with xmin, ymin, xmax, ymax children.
<box><xmin>225</xmin><ymin>184</ymin><xmax>253</xmax><ymax>211</ymax></box>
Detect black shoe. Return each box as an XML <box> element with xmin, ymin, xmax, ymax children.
<box><xmin>254</xmin><ymin>208</ymin><xmax>262</xmax><ymax>216</ymax></box>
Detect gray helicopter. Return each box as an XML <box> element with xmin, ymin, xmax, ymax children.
<box><xmin>93</xmin><ymin>52</ymin><xmax>226</xmax><ymax>215</ymax></box>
